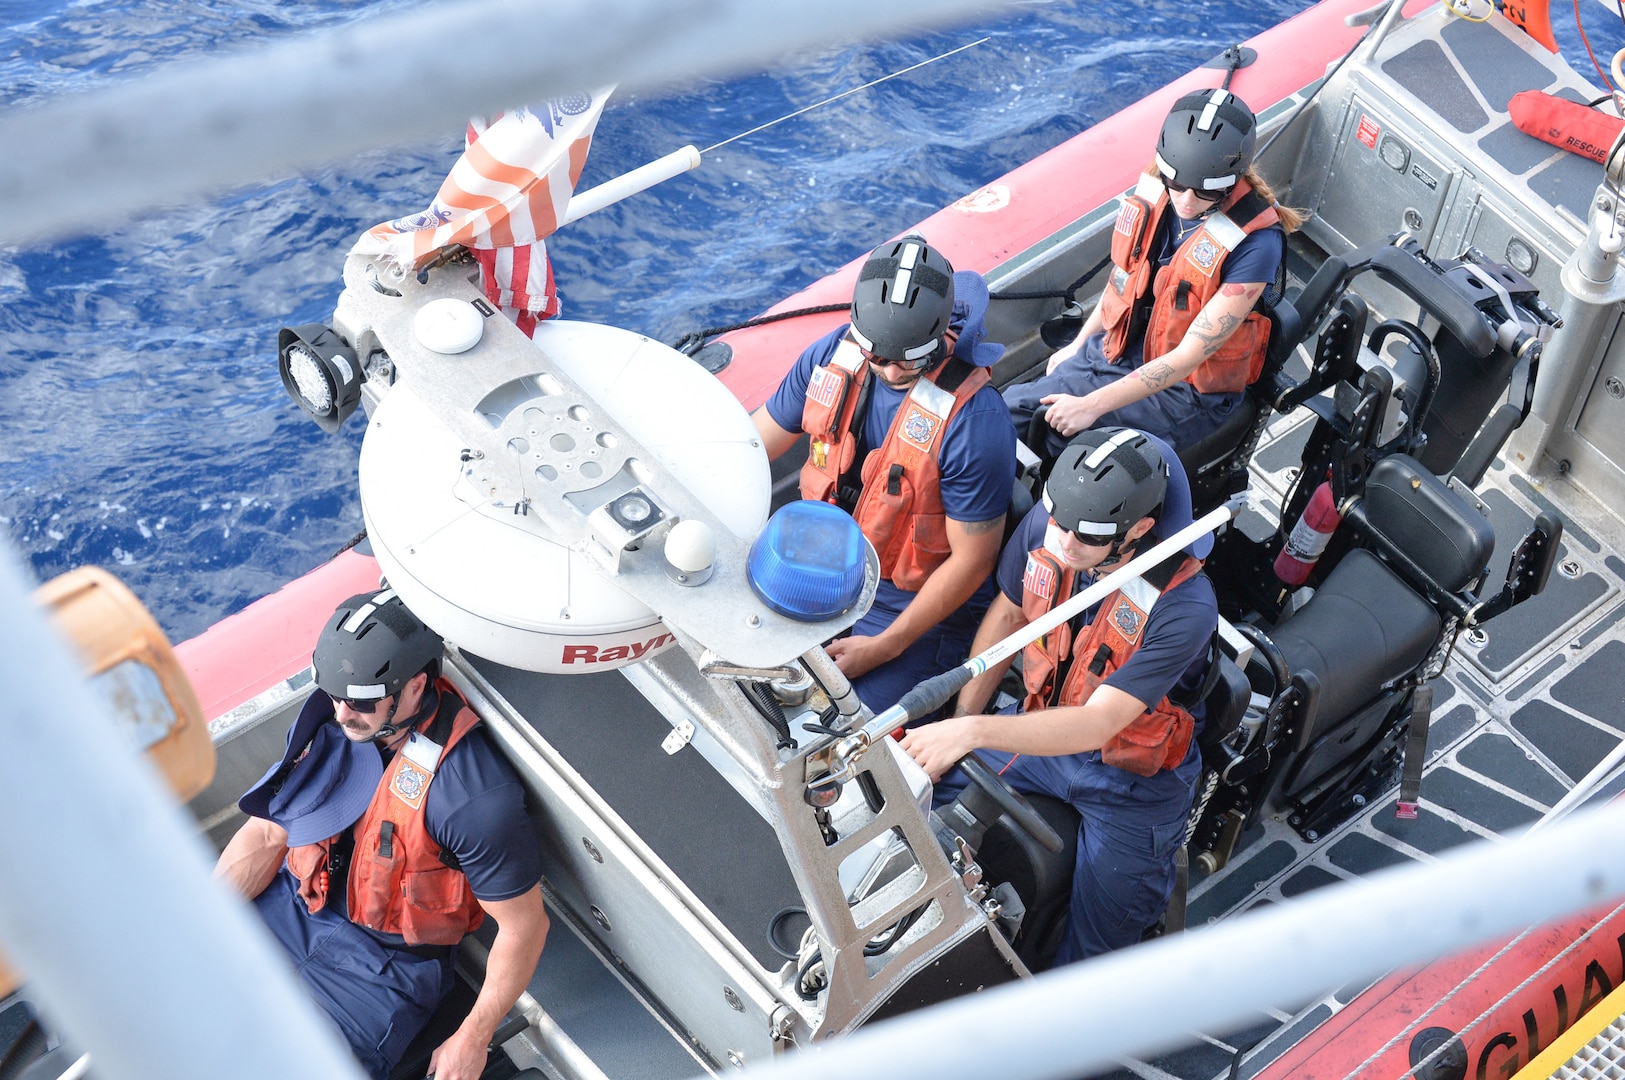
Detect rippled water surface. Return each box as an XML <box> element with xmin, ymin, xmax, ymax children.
<box><xmin>3</xmin><ymin>0</ymin><xmax>1390</xmax><ymax>640</ymax></box>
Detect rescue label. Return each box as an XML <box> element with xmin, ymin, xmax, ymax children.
<box><xmin>1356</xmin><ymin>114</ymin><xmax>1381</xmax><ymax>149</ymax></box>
<box><xmin>560</xmin><ymin>632</ymin><xmax>675</xmax><ymax>666</ymax></box>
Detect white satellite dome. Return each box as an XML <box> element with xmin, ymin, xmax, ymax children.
<box><xmin>359</xmin><ymin>319</ymin><xmax>769</xmax><ymax>673</ymax></box>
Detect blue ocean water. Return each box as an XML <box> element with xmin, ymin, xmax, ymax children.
<box><xmin>6</xmin><ymin>0</ymin><xmax>1583</xmax><ymax>642</ymax></box>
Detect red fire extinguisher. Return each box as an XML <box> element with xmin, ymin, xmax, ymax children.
<box><xmin>1274</xmin><ymin>481</ymin><xmax>1341</xmax><ymax>586</ymax></box>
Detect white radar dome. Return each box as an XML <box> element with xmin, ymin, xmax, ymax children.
<box><xmin>359</xmin><ymin>320</ymin><xmax>769</xmax><ymax>673</ymax></box>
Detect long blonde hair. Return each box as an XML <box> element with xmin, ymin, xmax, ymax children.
<box><xmin>1141</xmin><ymin>161</ymin><xmax>1308</xmax><ymax>233</ymax></box>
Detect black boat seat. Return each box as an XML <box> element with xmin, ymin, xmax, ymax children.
<box><xmin>1270</xmin><ymin>548</ymin><xmax>1440</xmax><ymax>745</ymax></box>
<box><xmin>1361</xmin><ymin>454</ymin><xmax>1495</xmax><ymax>594</ymax></box>
<box><xmin>1195</xmin><ymin>652</ymin><xmax>1251</xmax><ymax>768</ymax></box>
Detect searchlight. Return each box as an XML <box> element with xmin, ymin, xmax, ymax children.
<box><xmin>277</xmin><ymin>323</ymin><xmax>363</xmax><ymax>433</ymax></box>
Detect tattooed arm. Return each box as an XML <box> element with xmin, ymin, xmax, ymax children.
<box><xmin>1042</xmin><ymin>281</ymin><xmax>1266</xmax><ymax>436</ymax></box>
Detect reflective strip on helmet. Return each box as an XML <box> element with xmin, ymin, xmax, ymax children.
<box><xmin>890</xmin><ymin>240</ymin><xmax>922</xmax><ymax>306</ymax></box>
<box><xmin>340</xmin><ymin>588</ymin><xmax>397</xmax><ymax>635</ymax></box>
<box><xmin>1156</xmin><ymin>152</ymin><xmax>1236</xmax><ymax>192</ymax></box>
<box><xmin>1197</xmin><ymin>89</ymin><xmax>1230</xmax><ymax>133</ymax></box>
<box><xmin>847</xmin><ymin>324</ymin><xmax>875</xmax><ymax>353</ymax></box>
<box><xmin>345</xmin><ymin>683</ymin><xmax>387</xmax><ymax>699</ymax></box>
<box><xmin>901</xmin><ymin>337</ymin><xmax>939</xmax><ymax>362</ymax></box>
<box><xmin>1084</xmin><ymin>428</ymin><xmax>1142</xmax><ymax>470</ymax></box>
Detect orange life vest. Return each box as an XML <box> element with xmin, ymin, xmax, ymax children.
<box><xmin>286</xmin><ymin>680</ymin><xmax>486</xmax><ymax>946</ymax></box>
<box><xmin>800</xmin><ymin>335</ymin><xmax>989</xmax><ymax>591</ymax></box>
<box><xmin>1020</xmin><ymin>542</ymin><xmax>1205</xmax><ymax>776</ymax></box>
<box><xmin>1098</xmin><ymin>173</ymin><xmax>1280</xmax><ymax>395</ymax></box>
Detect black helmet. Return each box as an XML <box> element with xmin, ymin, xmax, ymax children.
<box><xmin>1044</xmin><ymin>428</ymin><xmax>1168</xmax><ymax>544</ymax></box>
<box><xmin>312</xmin><ymin>589</ymin><xmax>443</xmax><ymax>703</ymax></box>
<box><xmin>849</xmin><ymin>234</ymin><xmax>955</xmax><ymax>366</ymax></box>
<box><xmin>1155</xmin><ymin>89</ymin><xmax>1256</xmax><ymax>195</ymax></box>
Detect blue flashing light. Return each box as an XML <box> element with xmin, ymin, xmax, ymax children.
<box><xmin>747</xmin><ymin>501</ymin><xmax>867</xmax><ymax>622</ymax></box>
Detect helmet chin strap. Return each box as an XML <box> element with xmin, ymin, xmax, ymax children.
<box><xmin>366</xmin><ymin>686</ymin><xmax>437</xmax><ymax>744</ymax></box>
<box><xmin>365</xmin><ymin>696</ymin><xmax>406</xmax><ymax>743</ymax></box>
<box><xmin>1096</xmin><ymin>535</ymin><xmax>1141</xmax><ymax>569</ymax></box>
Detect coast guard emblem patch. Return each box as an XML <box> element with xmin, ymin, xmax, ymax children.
<box><xmin>901</xmin><ymin>406</ymin><xmax>940</xmax><ymax>449</ymax></box>
<box><xmin>808</xmin><ymin>367</ymin><xmax>840</xmax><ymax>408</ymax></box>
<box><xmin>392</xmin><ymin>762</ymin><xmax>432</xmax><ymax>810</ymax></box>
<box><xmin>1111</xmin><ymin>599</ymin><xmax>1145</xmax><ymax>642</ymax></box>
<box><xmin>1024</xmin><ymin>556</ymin><xmax>1057</xmax><ymax>601</ymax></box>
<box><xmin>1189</xmin><ymin>235</ymin><xmax>1222</xmax><ymax>275</ymax></box>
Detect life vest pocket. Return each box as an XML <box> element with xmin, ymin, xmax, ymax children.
<box><xmin>1101</xmin><ymin>703</ymin><xmax>1194</xmax><ymax>778</ymax></box>
<box><xmin>351</xmin><ymin>845</ymin><xmax>404</xmax><ymax>930</ymax></box>
<box><xmin>1188</xmin><ymin>312</ymin><xmax>1267</xmax><ymax>394</ymax></box>
<box><xmin>856</xmin><ymin>449</ymin><xmax>915</xmax><ymax>574</ymax></box>
<box><xmin>398</xmin><ymin>867</ymin><xmax>477</xmax><ymax>946</ymax></box>
<box><xmin>891</xmin><ymin>512</ymin><xmax>950</xmax><ymax>592</ymax></box>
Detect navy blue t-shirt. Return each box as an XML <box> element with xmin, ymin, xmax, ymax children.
<box><xmin>1118</xmin><ymin>211</ymin><xmax>1284</xmax><ymax>368</ymax></box>
<box><xmin>997</xmin><ymin>503</ymin><xmax>1216</xmax><ymax>713</ymax></box>
<box><xmin>767</xmin><ymin>323</ymin><xmax>1016</xmax><ymax>620</ymax></box>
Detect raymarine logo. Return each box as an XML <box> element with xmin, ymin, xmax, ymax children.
<box><xmin>560</xmin><ymin>633</ymin><xmax>675</xmax><ymax>666</ymax></box>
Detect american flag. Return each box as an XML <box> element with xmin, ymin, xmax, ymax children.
<box><xmin>1023</xmin><ymin>555</ymin><xmax>1057</xmax><ymax>602</ymax></box>
<box><xmin>350</xmin><ymin>89</ymin><xmax>611</xmax><ymax>336</ymax></box>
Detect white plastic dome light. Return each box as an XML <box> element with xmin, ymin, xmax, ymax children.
<box><xmin>414</xmin><ymin>298</ymin><xmax>485</xmax><ymax>354</ymax></box>
<box><xmin>664</xmin><ymin>519</ymin><xmax>716</xmax><ymax>586</ymax></box>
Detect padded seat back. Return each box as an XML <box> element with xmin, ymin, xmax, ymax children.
<box><xmin>1362</xmin><ymin>455</ymin><xmax>1495</xmax><ymax>593</ymax></box>
<box><xmin>1196</xmin><ymin>652</ymin><xmax>1251</xmax><ymax>764</ymax></box>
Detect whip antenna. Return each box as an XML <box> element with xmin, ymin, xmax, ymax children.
<box><xmin>700</xmin><ymin>37</ymin><xmax>990</xmax><ymax>155</ymax></box>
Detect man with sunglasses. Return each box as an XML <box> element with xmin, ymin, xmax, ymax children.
<box><xmin>900</xmin><ymin>428</ymin><xmax>1218</xmax><ymax>964</ymax></box>
<box><xmin>1006</xmin><ymin>88</ymin><xmax>1302</xmax><ymax>458</ymax></box>
<box><xmin>752</xmin><ymin>234</ymin><xmax>1016</xmax><ymax>716</ymax></box>
<box><xmin>216</xmin><ymin>590</ymin><xmax>548</xmax><ymax>1080</ymax></box>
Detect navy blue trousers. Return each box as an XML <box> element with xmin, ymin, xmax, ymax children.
<box><xmin>938</xmin><ymin>746</ymin><xmax>1193</xmax><ymax>965</ymax></box>
<box><xmin>255</xmin><ymin>871</ymin><xmax>453</xmax><ymax>1079</ymax></box>
<box><xmin>1003</xmin><ymin>334</ymin><xmax>1240</xmax><ymax>458</ymax></box>
<box><xmin>847</xmin><ymin>599</ymin><xmax>977</xmax><ymax>724</ymax></box>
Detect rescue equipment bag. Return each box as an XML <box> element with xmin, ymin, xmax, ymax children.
<box><xmin>1509</xmin><ymin>90</ymin><xmax>1624</xmax><ymax>165</ymax></box>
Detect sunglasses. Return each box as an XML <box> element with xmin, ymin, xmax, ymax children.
<box><xmin>1054</xmin><ymin>517</ymin><xmax>1117</xmax><ymax>547</ymax></box>
<box><xmin>859</xmin><ymin>346</ymin><xmax>935</xmax><ymax>373</ymax></box>
<box><xmin>1163</xmin><ymin>178</ymin><xmax>1228</xmax><ymax>203</ymax></box>
<box><xmin>331</xmin><ymin>694</ymin><xmax>389</xmax><ymax>714</ymax></box>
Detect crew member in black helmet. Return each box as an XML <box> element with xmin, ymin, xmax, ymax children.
<box><xmin>1007</xmin><ymin>89</ymin><xmax>1303</xmax><ymax>456</ymax></box>
<box><xmin>216</xmin><ymin>589</ymin><xmax>548</xmax><ymax>1080</ymax></box>
<box><xmin>901</xmin><ymin>428</ymin><xmax>1218</xmax><ymax>964</ymax></box>
<box><xmin>752</xmin><ymin>235</ymin><xmax>1016</xmax><ymax>715</ymax></box>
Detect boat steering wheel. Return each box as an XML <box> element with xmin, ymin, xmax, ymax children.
<box><xmin>955</xmin><ymin>753</ymin><xmax>1065</xmax><ymax>854</ymax></box>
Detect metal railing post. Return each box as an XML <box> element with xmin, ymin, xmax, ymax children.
<box><xmin>0</xmin><ymin>544</ymin><xmax>366</xmax><ymax>1080</ymax></box>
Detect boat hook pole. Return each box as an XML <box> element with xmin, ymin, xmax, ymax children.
<box><xmin>557</xmin><ymin>38</ymin><xmax>989</xmax><ymax>227</ymax></box>
<box><xmin>811</xmin><ymin>498</ymin><xmax>1242</xmax><ymax>795</ymax></box>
